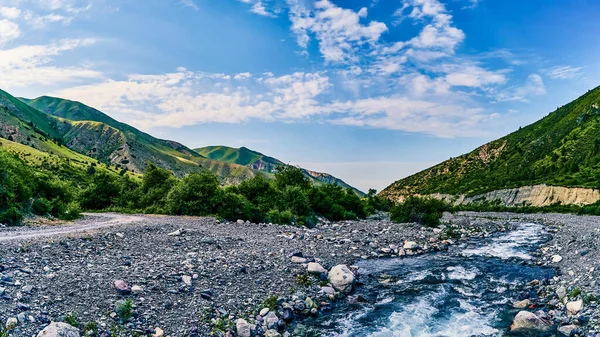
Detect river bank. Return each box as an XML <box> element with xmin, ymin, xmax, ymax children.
<box><xmin>0</xmin><ymin>212</ymin><xmax>512</xmax><ymax>336</ymax></box>
<box><xmin>1</xmin><ymin>212</ymin><xmax>598</xmax><ymax>336</ymax></box>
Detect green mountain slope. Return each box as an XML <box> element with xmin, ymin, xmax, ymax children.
<box><xmin>15</xmin><ymin>94</ymin><xmax>258</xmax><ymax>183</ymax></box>
<box><xmin>380</xmin><ymin>86</ymin><xmax>600</xmax><ymax>201</ymax></box>
<box><xmin>196</xmin><ymin>145</ymin><xmax>365</xmax><ymax>196</ymax></box>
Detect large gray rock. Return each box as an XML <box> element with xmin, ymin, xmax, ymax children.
<box><xmin>37</xmin><ymin>322</ymin><xmax>80</xmax><ymax>337</ymax></box>
<box><xmin>509</xmin><ymin>311</ymin><xmax>552</xmax><ymax>332</ymax></box>
<box><xmin>328</xmin><ymin>265</ymin><xmax>355</xmax><ymax>294</ymax></box>
<box><xmin>236</xmin><ymin>319</ymin><xmax>251</xmax><ymax>337</ymax></box>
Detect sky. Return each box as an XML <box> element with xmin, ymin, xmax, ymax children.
<box><xmin>0</xmin><ymin>0</ymin><xmax>599</xmax><ymax>192</ymax></box>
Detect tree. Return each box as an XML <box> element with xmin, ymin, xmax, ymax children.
<box><xmin>166</xmin><ymin>171</ymin><xmax>221</xmax><ymax>215</ymax></box>
<box><xmin>274</xmin><ymin>166</ymin><xmax>311</xmax><ymax>191</ymax></box>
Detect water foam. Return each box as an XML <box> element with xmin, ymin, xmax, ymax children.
<box><xmin>461</xmin><ymin>223</ymin><xmax>544</xmax><ymax>260</ymax></box>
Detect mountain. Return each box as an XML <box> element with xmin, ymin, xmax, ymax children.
<box><xmin>15</xmin><ymin>94</ymin><xmax>258</xmax><ymax>183</ymax></box>
<box><xmin>196</xmin><ymin>145</ymin><xmax>365</xmax><ymax>196</ymax></box>
<box><xmin>380</xmin><ymin>86</ymin><xmax>600</xmax><ymax>204</ymax></box>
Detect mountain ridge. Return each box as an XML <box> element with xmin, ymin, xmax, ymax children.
<box><xmin>380</xmin><ymin>85</ymin><xmax>600</xmax><ymax>205</ymax></box>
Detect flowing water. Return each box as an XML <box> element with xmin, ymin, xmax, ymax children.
<box><xmin>303</xmin><ymin>223</ymin><xmax>556</xmax><ymax>337</ymax></box>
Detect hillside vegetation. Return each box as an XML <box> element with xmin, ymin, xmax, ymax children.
<box><xmin>196</xmin><ymin>145</ymin><xmax>365</xmax><ymax>196</ymax></box>
<box><xmin>381</xmin><ymin>86</ymin><xmax>600</xmax><ymax>200</ymax></box>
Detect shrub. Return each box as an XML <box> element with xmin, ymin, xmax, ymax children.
<box><xmin>0</xmin><ymin>206</ymin><xmax>23</xmax><ymax>226</ymax></box>
<box><xmin>217</xmin><ymin>192</ymin><xmax>256</xmax><ymax>221</ymax></box>
<box><xmin>390</xmin><ymin>196</ymin><xmax>450</xmax><ymax>227</ymax></box>
<box><xmin>64</xmin><ymin>313</ymin><xmax>79</xmax><ymax>328</ymax></box>
<box><xmin>166</xmin><ymin>171</ymin><xmax>221</xmax><ymax>215</ymax></box>
<box><xmin>32</xmin><ymin>198</ymin><xmax>52</xmax><ymax>215</ymax></box>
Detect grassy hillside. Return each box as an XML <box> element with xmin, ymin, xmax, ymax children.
<box><xmin>16</xmin><ymin>94</ymin><xmax>259</xmax><ymax>183</ymax></box>
<box><xmin>196</xmin><ymin>145</ymin><xmax>365</xmax><ymax>195</ymax></box>
<box><xmin>380</xmin><ymin>86</ymin><xmax>600</xmax><ymax>200</ymax></box>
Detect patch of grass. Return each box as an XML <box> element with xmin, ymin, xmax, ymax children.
<box><xmin>263</xmin><ymin>295</ymin><xmax>279</xmax><ymax>311</ymax></box>
<box><xmin>569</xmin><ymin>287</ymin><xmax>582</xmax><ymax>299</ymax></box>
<box><xmin>211</xmin><ymin>317</ymin><xmax>234</xmax><ymax>334</ymax></box>
<box><xmin>84</xmin><ymin>321</ymin><xmax>98</xmax><ymax>334</ymax></box>
<box><xmin>114</xmin><ymin>299</ymin><xmax>134</xmax><ymax>323</ymax></box>
<box><xmin>296</xmin><ymin>274</ymin><xmax>312</xmax><ymax>287</ymax></box>
<box><xmin>64</xmin><ymin>312</ymin><xmax>79</xmax><ymax>328</ymax></box>
<box><xmin>583</xmin><ymin>293</ymin><xmax>597</xmax><ymax>304</ymax></box>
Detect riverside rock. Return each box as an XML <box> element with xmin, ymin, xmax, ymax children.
<box><xmin>37</xmin><ymin>322</ymin><xmax>80</xmax><ymax>337</ymax></box>
<box><xmin>5</xmin><ymin>317</ymin><xmax>18</xmax><ymax>330</ymax></box>
<box><xmin>558</xmin><ymin>325</ymin><xmax>578</xmax><ymax>336</ymax></box>
<box><xmin>403</xmin><ymin>241</ymin><xmax>419</xmax><ymax>250</ymax></box>
<box><xmin>566</xmin><ymin>300</ymin><xmax>583</xmax><ymax>315</ymax></box>
<box><xmin>513</xmin><ymin>299</ymin><xmax>531</xmax><ymax>309</ymax></box>
<box><xmin>328</xmin><ymin>265</ymin><xmax>355</xmax><ymax>294</ymax></box>
<box><xmin>236</xmin><ymin>319</ymin><xmax>251</xmax><ymax>337</ymax></box>
<box><xmin>509</xmin><ymin>311</ymin><xmax>552</xmax><ymax>332</ymax></box>
<box><xmin>113</xmin><ymin>280</ymin><xmax>131</xmax><ymax>294</ymax></box>
<box><xmin>307</xmin><ymin>262</ymin><xmax>327</xmax><ymax>274</ymax></box>
<box><xmin>551</xmin><ymin>255</ymin><xmax>563</xmax><ymax>263</ymax></box>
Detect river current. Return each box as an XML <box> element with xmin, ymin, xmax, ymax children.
<box><xmin>303</xmin><ymin>223</ymin><xmax>556</xmax><ymax>337</ymax></box>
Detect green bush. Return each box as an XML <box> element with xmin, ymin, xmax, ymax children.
<box><xmin>32</xmin><ymin>198</ymin><xmax>52</xmax><ymax>215</ymax></box>
<box><xmin>390</xmin><ymin>196</ymin><xmax>450</xmax><ymax>227</ymax></box>
<box><xmin>166</xmin><ymin>171</ymin><xmax>221</xmax><ymax>215</ymax></box>
<box><xmin>0</xmin><ymin>206</ymin><xmax>23</xmax><ymax>226</ymax></box>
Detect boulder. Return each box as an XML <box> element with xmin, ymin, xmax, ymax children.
<box><xmin>152</xmin><ymin>327</ymin><xmax>164</xmax><ymax>337</ymax></box>
<box><xmin>403</xmin><ymin>241</ymin><xmax>419</xmax><ymax>250</ymax></box>
<box><xmin>264</xmin><ymin>312</ymin><xmax>279</xmax><ymax>329</ymax></box>
<box><xmin>236</xmin><ymin>319</ymin><xmax>252</xmax><ymax>337</ymax></box>
<box><xmin>307</xmin><ymin>262</ymin><xmax>327</xmax><ymax>274</ymax></box>
<box><xmin>37</xmin><ymin>322</ymin><xmax>80</xmax><ymax>337</ymax></box>
<box><xmin>551</xmin><ymin>255</ymin><xmax>563</xmax><ymax>263</ymax></box>
<box><xmin>328</xmin><ymin>265</ymin><xmax>355</xmax><ymax>294</ymax></box>
<box><xmin>566</xmin><ymin>300</ymin><xmax>583</xmax><ymax>315</ymax></box>
<box><xmin>509</xmin><ymin>311</ymin><xmax>552</xmax><ymax>332</ymax></box>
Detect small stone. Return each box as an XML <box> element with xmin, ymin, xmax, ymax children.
<box><xmin>290</xmin><ymin>256</ymin><xmax>307</xmax><ymax>263</ymax></box>
<box><xmin>168</xmin><ymin>229</ymin><xmax>183</xmax><ymax>236</ymax></box>
<box><xmin>259</xmin><ymin>308</ymin><xmax>270</xmax><ymax>316</ymax></box>
<box><xmin>182</xmin><ymin>275</ymin><xmax>192</xmax><ymax>287</ymax></box>
<box><xmin>236</xmin><ymin>319</ymin><xmax>251</xmax><ymax>337</ymax></box>
<box><xmin>5</xmin><ymin>317</ymin><xmax>18</xmax><ymax>330</ymax></box>
<box><xmin>306</xmin><ymin>262</ymin><xmax>327</xmax><ymax>274</ymax></box>
<box><xmin>264</xmin><ymin>312</ymin><xmax>279</xmax><ymax>329</ymax></box>
<box><xmin>556</xmin><ymin>286</ymin><xmax>567</xmax><ymax>300</ymax></box>
<box><xmin>237</xmin><ymin>219</ymin><xmax>245</xmax><ymax>224</ymax></box>
<box><xmin>557</xmin><ymin>325</ymin><xmax>577</xmax><ymax>336</ymax></box>
<box><xmin>551</xmin><ymin>255</ymin><xmax>563</xmax><ymax>263</ymax></box>
<box><xmin>566</xmin><ymin>300</ymin><xmax>583</xmax><ymax>315</ymax></box>
<box><xmin>131</xmin><ymin>285</ymin><xmax>144</xmax><ymax>293</ymax></box>
<box><xmin>264</xmin><ymin>330</ymin><xmax>281</xmax><ymax>337</ymax></box>
<box><xmin>152</xmin><ymin>327</ymin><xmax>164</xmax><ymax>337</ymax></box>
<box><xmin>513</xmin><ymin>299</ymin><xmax>531</xmax><ymax>309</ymax></box>
<box><xmin>113</xmin><ymin>280</ymin><xmax>131</xmax><ymax>294</ymax></box>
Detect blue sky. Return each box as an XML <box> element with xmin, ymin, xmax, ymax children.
<box><xmin>0</xmin><ymin>0</ymin><xmax>598</xmax><ymax>192</ymax></box>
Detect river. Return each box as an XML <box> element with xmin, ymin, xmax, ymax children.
<box><xmin>301</xmin><ymin>222</ymin><xmax>556</xmax><ymax>337</ymax></box>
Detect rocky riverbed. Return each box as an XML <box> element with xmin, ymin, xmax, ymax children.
<box><xmin>0</xmin><ymin>212</ymin><xmax>599</xmax><ymax>336</ymax></box>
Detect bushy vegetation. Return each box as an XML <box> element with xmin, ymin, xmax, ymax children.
<box><xmin>390</xmin><ymin>196</ymin><xmax>450</xmax><ymax>227</ymax></box>
<box><xmin>384</xmin><ymin>87</ymin><xmax>600</xmax><ymax>197</ymax></box>
<box><xmin>0</xmin><ymin>150</ymin><xmax>82</xmax><ymax>225</ymax></box>
<box><xmin>1</xmin><ymin>149</ymin><xmax>388</xmax><ymax>226</ymax></box>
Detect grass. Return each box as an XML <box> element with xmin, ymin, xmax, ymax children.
<box><xmin>114</xmin><ymin>299</ymin><xmax>134</xmax><ymax>323</ymax></box>
<box><xmin>65</xmin><ymin>312</ymin><xmax>79</xmax><ymax>328</ymax></box>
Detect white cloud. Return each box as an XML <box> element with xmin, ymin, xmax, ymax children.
<box><xmin>179</xmin><ymin>0</ymin><xmax>199</xmax><ymax>10</ymax></box>
<box><xmin>0</xmin><ymin>7</ymin><xmax>22</xmax><ymax>19</ymax></box>
<box><xmin>494</xmin><ymin>74</ymin><xmax>546</xmax><ymax>102</ymax></box>
<box><xmin>0</xmin><ymin>19</ymin><xmax>20</xmax><ymax>45</ymax></box>
<box><xmin>0</xmin><ymin>39</ymin><xmax>102</xmax><ymax>88</ymax></box>
<box><xmin>543</xmin><ymin>65</ymin><xmax>583</xmax><ymax>80</ymax></box>
<box><xmin>288</xmin><ymin>0</ymin><xmax>388</xmax><ymax>63</ymax></box>
<box><xmin>251</xmin><ymin>1</ymin><xmax>275</xmax><ymax>17</ymax></box>
<box><xmin>462</xmin><ymin>0</ymin><xmax>480</xmax><ymax>9</ymax></box>
<box><xmin>234</xmin><ymin>72</ymin><xmax>252</xmax><ymax>80</ymax></box>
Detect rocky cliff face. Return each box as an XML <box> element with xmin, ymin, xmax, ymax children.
<box><xmin>395</xmin><ymin>185</ymin><xmax>600</xmax><ymax>207</ymax></box>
